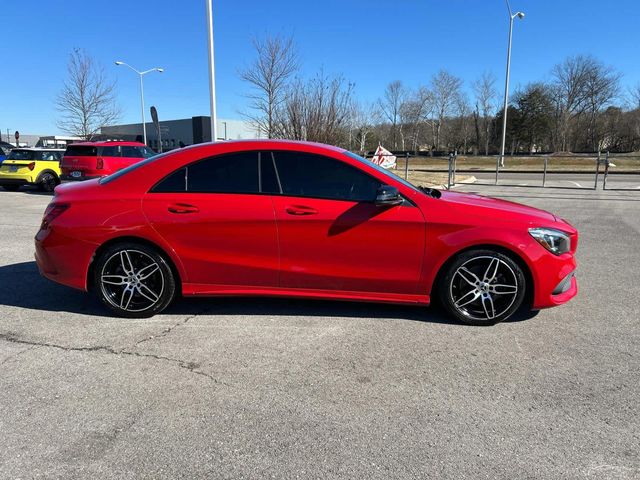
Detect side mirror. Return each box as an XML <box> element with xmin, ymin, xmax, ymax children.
<box><xmin>375</xmin><ymin>185</ymin><xmax>403</xmax><ymax>207</ymax></box>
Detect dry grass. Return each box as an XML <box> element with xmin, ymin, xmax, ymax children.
<box><xmin>393</xmin><ymin>154</ymin><xmax>640</xmax><ymax>172</ymax></box>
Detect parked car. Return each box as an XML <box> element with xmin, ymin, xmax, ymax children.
<box><xmin>0</xmin><ymin>148</ymin><xmax>65</xmax><ymax>192</ymax></box>
<box><xmin>60</xmin><ymin>141</ymin><xmax>155</xmax><ymax>181</ymax></box>
<box><xmin>35</xmin><ymin>140</ymin><xmax>578</xmax><ymax>324</ymax></box>
<box><xmin>0</xmin><ymin>142</ymin><xmax>14</xmax><ymax>165</ymax></box>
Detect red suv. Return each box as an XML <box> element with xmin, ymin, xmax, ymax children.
<box><xmin>60</xmin><ymin>141</ymin><xmax>155</xmax><ymax>180</ymax></box>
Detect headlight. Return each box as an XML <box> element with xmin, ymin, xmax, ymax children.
<box><xmin>529</xmin><ymin>227</ymin><xmax>571</xmax><ymax>255</ymax></box>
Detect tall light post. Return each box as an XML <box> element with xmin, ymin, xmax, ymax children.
<box><xmin>205</xmin><ymin>0</ymin><xmax>218</xmax><ymax>142</ymax></box>
<box><xmin>115</xmin><ymin>61</ymin><xmax>164</xmax><ymax>146</ymax></box>
<box><xmin>497</xmin><ymin>0</ymin><xmax>525</xmax><ymax>178</ymax></box>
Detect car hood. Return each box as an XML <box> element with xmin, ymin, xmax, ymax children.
<box><xmin>436</xmin><ymin>190</ymin><xmax>559</xmax><ymax>225</ymax></box>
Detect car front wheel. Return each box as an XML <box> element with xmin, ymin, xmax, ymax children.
<box><xmin>440</xmin><ymin>249</ymin><xmax>526</xmax><ymax>325</ymax></box>
<box><xmin>93</xmin><ymin>242</ymin><xmax>176</xmax><ymax>318</ymax></box>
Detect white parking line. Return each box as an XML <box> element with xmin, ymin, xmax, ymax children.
<box><xmin>568</xmin><ymin>181</ymin><xmax>583</xmax><ymax>188</ymax></box>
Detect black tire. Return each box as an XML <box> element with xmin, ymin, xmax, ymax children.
<box><xmin>439</xmin><ymin>249</ymin><xmax>526</xmax><ymax>326</ymax></box>
<box><xmin>37</xmin><ymin>172</ymin><xmax>59</xmax><ymax>192</ymax></box>
<box><xmin>1</xmin><ymin>184</ymin><xmax>20</xmax><ymax>192</ymax></box>
<box><xmin>93</xmin><ymin>242</ymin><xmax>176</xmax><ymax>318</ymax></box>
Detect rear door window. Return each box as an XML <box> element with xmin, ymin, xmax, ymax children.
<box><xmin>100</xmin><ymin>146</ymin><xmax>121</xmax><ymax>157</ymax></box>
<box><xmin>150</xmin><ymin>152</ymin><xmax>259</xmax><ymax>194</ymax></box>
<box><xmin>121</xmin><ymin>146</ymin><xmax>156</xmax><ymax>158</ymax></box>
<box><xmin>187</xmin><ymin>152</ymin><xmax>259</xmax><ymax>193</ymax></box>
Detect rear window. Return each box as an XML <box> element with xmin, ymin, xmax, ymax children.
<box><xmin>65</xmin><ymin>145</ymin><xmax>97</xmax><ymax>157</ymax></box>
<box><xmin>7</xmin><ymin>150</ymin><xmax>36</xmax><ymax>160</ymax></box>
<box><xmin>99</xmin><ymin>153</ymin><xmax>163</xmax><ymax>185</ymax></box>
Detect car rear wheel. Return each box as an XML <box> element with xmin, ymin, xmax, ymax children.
<box><xmin>37</xmin><ymin>172</ymin><xmax>59</xmax><ymax>192</ymax></box>
<box><xmin>439</xmin><ymin>249</ymin><xmax>526</xmax><ymax>326</ymax></box>
<box><xmin>93</xmin><ymin>242</ymin><xmax>176</xmax><ymax>318</ymax></box>
<box><xmin>1</xmin><ymin>184</ymin><xmax>20</xmax><ymax>191</ymax></box>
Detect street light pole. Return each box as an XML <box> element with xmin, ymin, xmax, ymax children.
<box><xmin>497</xmin><ymin>0</ymin><xmax>525</xmax><ymax>179</ymax></box>
<box><xmin>205</xmin><ymin>0</ymin><xmax>218</xmax><ymax>142</ymax></box>
<box><xmin>115</xmin><ymin>61</ymin><xmax>164</xmax><ymax>146</ymax></box>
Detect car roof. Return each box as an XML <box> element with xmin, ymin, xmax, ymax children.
<box><xmin>68</xmin><ymin>141</ymin><xmax>147</xmax><ymax>147</ymax></box>
<box><xmin>176</xmin><ymin>139</ymin><xmax>347</xmax><ymax>155</ymax></box>
<box><xmin>12</xmin><ymin>147</ymin><xmax>66</xmax><ymax>152</ymax></box>
<box><xmin>222</xmin><ymin>139</ymin><xmax>346</xmax><ymax>152</ymax></box>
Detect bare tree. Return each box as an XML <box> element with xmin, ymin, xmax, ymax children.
<box><xmin>239</xmin><ymin>35</ymin><xmax>299</xmax><ymax>138</ymax></box>
<box><xmin>400</xmin><ymin>86</ymin><xmax>433</xmax><ymax>153</ymax></box>
<box><xmin>56</xmin><ymin>48</ymin><xmax>120</xmax><ymax>139</ymax></box>
<box><xmin>472</xmin><ymin>73</ymin><xmax>497</xmax><ymax>154</ymax></box>
<box><xmin>550</xmin><ymin>55</ymin><xmax>593</xmax><ymax>151</ymax></box>
<box><xmin>628</xmin><ymin>83</ymin><xmax>640</xmax><ymax>110</ymax></box>
<box><xmin>378</xmin><ymin>81</ymin><xmax>405</xmax><ymax>149</ymax></box>
<box><xmin>431</xmin><ymin>69</ymin><xmax>463</xmax><ymax>151</ymax></box>
<box><xmin>583</xmin><ymin>61</ymin><xmax>621</xmax><ymax>150</ymax></box>
<box><xmin>275</xmin><ymin>72</ymin><xmax>355</xmax><ymax>146</ymax></box>
<box><xmin>453</xmin><ymin>93</ymin><xmax>472</xmax><ymax>153</ymax></box>
<box><xmin>349</xmin><ymin>101</ymin><xmax>375</xmax><ymax>153</ymax></box>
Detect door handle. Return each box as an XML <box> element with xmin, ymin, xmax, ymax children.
<box><xmin>286</xmin><ymin>205</ymin><xmax>318</xmax><ymax>216</ymax></box>
<box><xmin>168</xmin><ymin>203</ymin><xmax>199</xmax><ymax>214</ymax></box>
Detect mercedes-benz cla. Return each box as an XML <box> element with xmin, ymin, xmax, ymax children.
<box><xmin>35</xmin><ymin>140</ymin><xmax>578</xmax><ymax>325</ymax></box>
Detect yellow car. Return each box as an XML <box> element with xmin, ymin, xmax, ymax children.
<box><xmin>0</xmin><ymin>148</ymin><xmax>65</xmax><ymax>192</ymax></box>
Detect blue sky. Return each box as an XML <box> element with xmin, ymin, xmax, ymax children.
<box><xmin>3</xmin><ymin>0</ymin><xmax>640</xmax><ymax>135</ymax></box>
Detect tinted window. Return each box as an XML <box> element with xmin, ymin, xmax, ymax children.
<box><xmin>65</xmin><ymin>145</ymin><xmax>97</xmax><ymax>156</ymax></box>
<box><xmin>152</xmin><ymin>168</ymin><xmax>186</xmax><ymax>193</ymax></box>
<box><xmin>260</xmin><ymin>152</ymin><xmax>281</xmax><ymax>194</ymax></box>
<box><xmin>8</xmin><ymin>150</ymin><xmax>36</xmax><ymax>160</ymax></box>
<box><xmin>38</xmin><ymin>151</ymin><xmax>61</xmax><ymax>161</ymax></box>
<box><xmin>187</xmin><ymin>152</ymin><xmax>259</xmax><ymax>193</ymax></box>
<box><xmin>273</xmin><ymin>151</ymin><xmax>380</xmax><ymax>202</ymax></box>
<box><xmin>121</xmin><ymin>146</ymin><xmax>154</xmax><ymax>158</ymax></box>
<box><xmin>101</xmin><ymin>146</ymin><xmax>121</xmax><ymax>157</ymax></box>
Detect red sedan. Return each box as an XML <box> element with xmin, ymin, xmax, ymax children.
<box><xmin>35</xmin><ymin>140</ymin><xmax>578</xmax><ymax>325</ymax></box>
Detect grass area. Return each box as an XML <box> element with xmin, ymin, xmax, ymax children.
<box><xmin>389</xmin><ymin>169</ymin><xmax>472</xmax><ymax>187</ymax></box>
<box><xmin>394</xmin><ymin>154</ymin><xmax>640</xmax><ymax>172</ymax></box>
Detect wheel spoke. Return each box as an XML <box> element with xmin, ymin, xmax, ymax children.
<box><xmin>120</xmin><ymin>250</ymin><xmax>134</xmax><ymax>275</ymax></box>
<box><xmin>492</xmin><ymin>284</ymin><xmax>518</xmax><ymax>294</ymax></box>
<box><xmin>484</xmin><ymin>257</ymin><xmax>500</xmax><ymax>282</ymax></box>
<box><xmin>101</xmin><ymin>274</ymin><xmax>127</xmax><ymax>285</ymax></box>
<box><xmin>481</xmin><ymin>294</ymin><xmax>496</xmax><ymax>319</ymax></box>
<box><xmin>137</xmin><ymin>263</ymin><xmax>159</xmax><ymax>280</ymax></box>
<box><xmin>457</xmin><ymin>267</ymin><xmax>480</xmax><ymax>286</ymax></box>
<box><xmin>120</xmin><ymin>286</ymin><xmax>135</xmax><ymax>310</ymax></box>
<box><xmin>137</xmin><ymin>283</ymin><xmax>160</xmax><ymax>303</ymax></box>
<box><xmin>454</xmin><ymin>289</ymin><xmax>480</xmax><ymax>308</ymax></box>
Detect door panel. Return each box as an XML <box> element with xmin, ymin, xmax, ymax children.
<box><xmin>142</xmin><ymin>193</ymin><xmax>279</xmax><ymax>287</ymax></box>
<box><xmin>272</xmin><ymin>196</ymin><xmax>425</xmax><ymax>294</ymax></box>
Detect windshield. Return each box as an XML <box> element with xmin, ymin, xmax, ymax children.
<box><xmin>343</xmin><ymin>151</ymin><xmax>423</xmax><ymax>193</ymax></box>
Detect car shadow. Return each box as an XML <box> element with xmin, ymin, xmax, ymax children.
<box><xmin>0</xmin><ymin>261</ymin><xmax>537</xmax><ymax>325</ymax></box>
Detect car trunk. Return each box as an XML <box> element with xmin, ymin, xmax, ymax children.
<box><xmin>0</xmin><ymin>160</ymin><xmax>35</xmax><ymax>173</ymax></box>
<box><xmin>60</xmin><ymin>145</ymin><xmax>99</xmax><ymax>176</ymax></box>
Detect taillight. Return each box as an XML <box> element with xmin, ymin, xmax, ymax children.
<box><xmin>40</xmin><ymin>203</ymin><xmax>69</xmax><ymax>230</ymax></box>
<box><xmin>27</xmin><ymin>162</ymin><xmax>36</xmax><ymax>171</ymax></box>
<box><xmin>96</xmin><ymin>158</ymin><xmax>104</xmax><ymax>170</ymax></box>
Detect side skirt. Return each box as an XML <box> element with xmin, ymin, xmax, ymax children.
<box><xmin>182</xmin><ymin>283</ymin><xmax>430</xmax><ymax>306</ymax></box>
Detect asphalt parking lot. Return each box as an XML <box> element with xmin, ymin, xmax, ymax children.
<box><xmin>0</xmin><ymin>186</ymin><xmax>638</xmax><ymax>479</ymax></box>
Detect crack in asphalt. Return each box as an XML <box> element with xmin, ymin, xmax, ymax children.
<box><xmin>0</xmin><ymin>344</ymin><xmax>41</xmax><ymax>366</ymax></box>
<box><xmin>0</xmin><ymin>332</ymin><xmax>229</xmax><ymax>386</ymax></box>
<box><xmin>133</xmin><ymin>312</ymin><xmax>202</xmax><ymax>347</ymax></box>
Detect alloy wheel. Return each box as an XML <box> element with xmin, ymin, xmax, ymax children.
<box><xmin>40</xmin><ymin>173</ymin><xmax>57</xmax><ymax>192</ymax></box>
<box><xmin>449</xmin><ymin>255</ymin><xmax>519</xmax><ymax>322</ymax></box>
<box><xmin>99</xmin><ymin>249</ymin><xmax>165</xmax><ymax>313</ymax></box>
